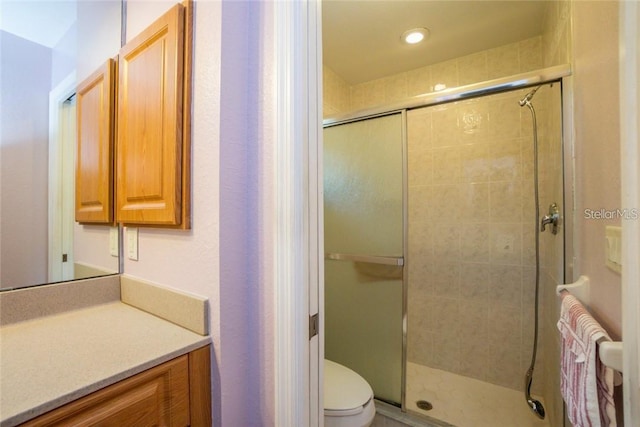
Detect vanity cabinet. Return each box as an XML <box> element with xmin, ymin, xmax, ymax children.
<box><xmin>75</xmin><ymin>59</ymin><xmax>116</xmax><ymax>224</ymax></box>
<box><xmin>21</xmin><ymin>345</ymin><xmax>211</xmax><ymax>427</ymax></box>
<box><xmin>115</xmin><ymin>2</ymin><xmax>192</xmax><ymax>228</ymax></box>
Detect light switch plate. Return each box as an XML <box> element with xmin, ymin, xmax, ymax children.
<box><xmin>127</xmin><ymin>227</ymin><xmax>139</xmax><ymax>261</ymax></box>
<box><xmin>605</xmin><ymin>225</ymin><xmax>621</xmax><ymax>273</ymax></box>
<box><xmin>109</xmin><ymin>227</ymin><xmax>119</xmax><ymax>257</ymax></box>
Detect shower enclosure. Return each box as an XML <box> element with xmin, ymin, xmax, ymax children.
<box><xmin>324</xmin><ymin>81</ymin><xmax>565</xmax><ymax>427</ymax></box>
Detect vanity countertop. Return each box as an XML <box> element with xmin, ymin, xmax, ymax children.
<box><xmin>0</xmin><ymin>301</ymin><xmax>210</xmax><ymax>427</ymax></box>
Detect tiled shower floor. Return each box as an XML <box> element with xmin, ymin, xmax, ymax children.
<box><xmin>405</xmin><ymin>362</ymin><xmax>551</xmax><ymax>427</ymax></box>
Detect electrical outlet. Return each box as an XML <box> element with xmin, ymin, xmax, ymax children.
<box><xmin>127</xmin><ymin>227</ymin><xmax>139</xmax><ymax>261</ymax></box>
<box><xmin>109</xmin><ymin>227</ymin><xmax>119</xmax><ymax>257</ymax></box>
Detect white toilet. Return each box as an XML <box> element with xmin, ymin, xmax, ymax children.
<box><xmin>324</xmin><ymin>359</ymin><xmax>376</xmax><ymax>427</ymax></box>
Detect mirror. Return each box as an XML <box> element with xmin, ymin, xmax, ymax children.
<box><xmin>0</xmin><ymin>1</ymin><xmax>122</xmax><ymax>291</ymax></box>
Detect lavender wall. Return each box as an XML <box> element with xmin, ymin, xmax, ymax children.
<box><xmin>218</xmin><ymin>1</ymin><xmax>275</xmax><ymax>424</ymax></box>
<box><xmin>76</xmin><ymin>1</ymin><xmax>121</xmax><ymax>82</ymax></box>
<box><xmin>51</xmin><ymin>22</ymin><xmax>76</xmax><ymax>89</ymax></box>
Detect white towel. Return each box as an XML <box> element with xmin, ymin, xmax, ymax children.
<box><xmin>557</xmin><ymin>293</ymin><xmax>617</xmax><ymax>427</ymax></box>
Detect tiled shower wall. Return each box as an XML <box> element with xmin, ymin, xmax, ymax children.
<box><xmin>323</xmin><ymin>36</ymin><xmax>544</xmax><ymax>117</ymax></box>
<box><xmin>406</xmin><ymin>88</ymin><xmax>547</xmax><ymax>392</ymax></box>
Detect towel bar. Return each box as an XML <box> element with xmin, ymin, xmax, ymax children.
<box><xmin>556</xmin><ymin>275</ymin><xmax>590</xmax><ymax>305</ymax></box>
<box><xmin>325</xmin><ymin>253</ymin><xmax>404</xmax><ymax>266</ymax></box>
<box><xmin>599</xmin><ymin>341</ymin><xmax>623</xmax><ymax>385</ymax></box>
<box><xmin>557</xmin><ymin>275</ymin><xmax>623</xmax><ymax>384</ymax></box>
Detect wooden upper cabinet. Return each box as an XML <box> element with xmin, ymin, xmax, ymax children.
<box><xmin>75</xmin><ymin>59</ymin><xmax>115</xmax><ymax>224</ymax></box>
<box><xmin>116</xmin><ymin>3</ymin><xmax>191</xmax><ymax>228</ymax></box>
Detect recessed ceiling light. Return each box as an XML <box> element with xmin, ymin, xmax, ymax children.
<box><xmin>402</xmin><ymin>28</ymin><xmax>429</xmax><ymax>45</ymax></box>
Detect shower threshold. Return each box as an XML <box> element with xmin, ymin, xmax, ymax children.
<box><xmin>374</xmin><ymin>399</ymin><xmax>454</xmax><ymax>427</ymax></box>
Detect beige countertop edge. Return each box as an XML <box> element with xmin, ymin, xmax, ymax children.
<box><xmin>0</xmin><ymin>302</ymin><xmax>211</xmax><ymax>427</ymax></box>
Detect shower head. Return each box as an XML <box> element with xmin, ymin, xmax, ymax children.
<box><xmin>519</xmin><ymin>86</ymin><xmax>541</xmax><ymax>107</ymax></box>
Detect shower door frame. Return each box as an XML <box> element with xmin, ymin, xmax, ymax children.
<box><xmin>323</xmin><ymin>110</ymin><xmax>409</xmax><ymax>408</ymax></box>
<box><xmin>620</xmin><ymin>2</ymin><xmax>640</xmax><ymax>423</ymax></box>
<box><xmin>323</xmin><ymin>64</ymin><xmax>575</xmax><ymax>416</ymax></box>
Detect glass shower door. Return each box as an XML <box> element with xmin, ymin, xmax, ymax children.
<box><xmin>324</xmin><ymin>113</ymin><xmax>404</xmax><ymax>405</ymax></box>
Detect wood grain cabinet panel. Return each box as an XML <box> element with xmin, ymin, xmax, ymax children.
<box><xmin>21</xmin><ymin>345</ymin><xmax>211</xmax><ymax>427</ymax></box>
<box><xmin>75</xmin><ymin>59</ymin><xmax>115</xmax><ymax>224</ymax></box>
<box><xmin>116</xmin><ymin>3</ymin><xmax>190</xmax><ymax>227</ymax></box>
<box><xmin>23</xmin><ymin>356</ymin><xmax>189</xmax><ymax>427</ymax></box>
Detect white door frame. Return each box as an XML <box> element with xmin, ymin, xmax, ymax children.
<box><xmin>273</xmin><ymin>1</ymin><xmax>323</xmax><ymax>426</ymax></box>
<box><xmin>619</xmin><ymin>2</ymin><xmax>640</xmax><ymax>424</ymax></box>
<box><xmin>48</xmin><ymin>72</ymin><xmax>77</xmax><ymax>283</ymax></box>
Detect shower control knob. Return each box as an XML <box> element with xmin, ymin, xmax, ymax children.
<box><xmin>541</xmin><ymin>203</ymin><xmax>560</xmax><ymax>234</ymax></box>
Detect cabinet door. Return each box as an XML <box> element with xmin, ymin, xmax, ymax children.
<box><xmin>22</xmin><ymin>355</ymin><xmax>190</xmax><ymax>426</ymax></box>
<box><xmin>75</xmin><ymin>59</ymin><xmax>115</xmax><ymax>224</ymax></box>
<box><xmin>116</xmin><ymin>4</ymin><xmax>185</xmax><ymax>226</ymax></box>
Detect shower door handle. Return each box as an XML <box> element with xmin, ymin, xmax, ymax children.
<box><xmin>325</xmin><ymin>252</ymin><xmax>404</xmax><ymax>266</ymax></box>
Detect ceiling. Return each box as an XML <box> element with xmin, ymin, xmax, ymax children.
<box><xmin>0</xmin><ymin>1</ymin><xmax>76</xmax><ymax>48</ymax></box>
<box><xmin>323</xmin><ymin>0</ymin><xmax>547</xmax><ymax>85</ymax></box>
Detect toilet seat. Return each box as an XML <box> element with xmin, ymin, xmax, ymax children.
<box><xmin>324</xmin><ymin>359</ymin><xmax>373</xmax><ymax>415</ymax></box>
